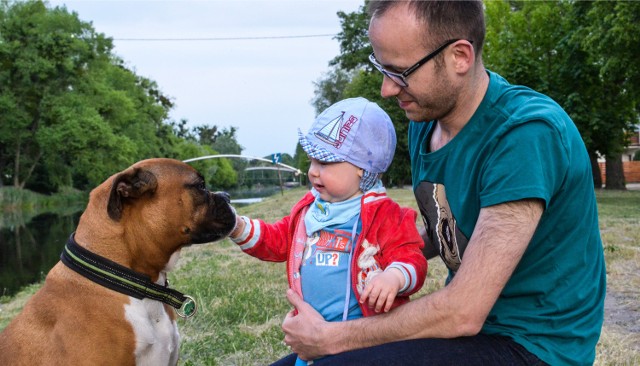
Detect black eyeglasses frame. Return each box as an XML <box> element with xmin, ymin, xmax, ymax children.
<box><xmin>369</xmin><ymin>39</ymin><xmax>473</xmax><ymax>87</ymax></box>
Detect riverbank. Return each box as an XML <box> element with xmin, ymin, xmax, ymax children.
<box><xmin>0</xmin><ymin>187</ymin><xmax>87</xmax><ymax>225</ymax></box>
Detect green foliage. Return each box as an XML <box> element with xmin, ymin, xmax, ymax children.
<box><xmin>316</xmin><ymin>0</ymin><xmax>640</xmax><ymax>189</ymax></box>
<box><xmin>483</xmin><ymin>0</ymin><xmax>640</xmax><ymax>188</ymax></box>
<box><xmin>0</xmin><ymin>1</ymin><xmax>243</xmax><ymax>193</ymax></box>
<box><xmin>0</xmin><ymin>0</ymin><xmax>176</xmax><ymax>190</ymax></box>
<box><xmin>210</xmin><ymin>127</ymin><xmax>247</xmax><ymax>187</ymax></box>
<box><xmin>331</xmin><ymin>5</ymin><xmax>371</xmax><ymax>71</ymax></box>
<box><xmin>211</xmin><ymin>127</ymin><xmax>243</xmax><ymax>156</ymax></box>
<box><xmin>293</xmin><ymin>142</ymin><xmax>309</xmax><ymax>186</ymax></box>
<box><xmin>173</xmin><ymin>140</ymin><xmax>237</xmax><ymax>191</ymax></box>
<box><xmin>310</xmin><ymin>66</ymin><xmax>354</xmax><ymax>115</ymax></box>
<box><xmin>312</xmin><ymin>3</ymin><xmax>412</xmax><ymax>186</ymax></box>
<box><xmin>343</xmin><ymin>71</ymin><xmax>412</xmax><ymax>186</ymax></box>
<box><xmin>583</xmin><ymin>1</ymin><xmax>640</xmax><ymax>96</ymax></box>
<box><xmin>0</xmin><ymin>186</ymin><xmax>86</xmax><ymax>231</ymax></box>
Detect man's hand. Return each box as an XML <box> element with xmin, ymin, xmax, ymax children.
<box><xmin>359</xmin><ymin>268</ymin><xmax>404</xmax><ymax>313</ymax></box>
<box><xmin>281</xmin><ymin>289</ymin><xmax>332</xmax><ymax>360</ymax></box>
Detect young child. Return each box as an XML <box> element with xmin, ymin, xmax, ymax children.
<box><xmin>228</xmin><ymin>97</ymin><xmax>427</xmax><ymax>364</ymax></box>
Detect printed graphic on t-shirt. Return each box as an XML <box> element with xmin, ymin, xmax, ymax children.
<box><xmin>303</xmin><ymin>228</ymin><xmax>354</xmax><ymax>267</ymax></box>
<box><xmin>415</xmin><ymin>182</ymin><xmax>469</xmax><ymax>273</ymax></box>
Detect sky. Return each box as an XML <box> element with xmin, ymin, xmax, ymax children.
<box><xmin>47</xmin><ymin>0</ymin><xmax>364</xmax><ymax>159</ymax></box>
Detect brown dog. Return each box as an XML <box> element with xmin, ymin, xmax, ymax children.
<box><xmin>0</xmin><ymin>158</ymin><xmax>236</xmax><ymax>365</ymax></box>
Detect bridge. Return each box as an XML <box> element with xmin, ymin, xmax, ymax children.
<box><xmin>183</xmin><ymin>154</ymin><xmax>303</xmax><ymax>195</ymax></box>
<box><xmin>183</xmin><ymin>154</ymin><xmax>302</xmax><ymax>175</ymax></box>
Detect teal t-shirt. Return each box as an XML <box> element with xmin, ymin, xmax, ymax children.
<box><xmin>408</xmin><ymin>70</ymin><xmax>606</xmax><ymax>366</ymax></box>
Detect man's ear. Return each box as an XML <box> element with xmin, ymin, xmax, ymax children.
<box><xmin>107</xmin><ymin>167</ymin><xmax>158</xmax><ymax>221</ymax></box>
<box><xmin>451</xmin><ymin>40</ymin><xmax>475</xmax><ymax>74</ymax></box>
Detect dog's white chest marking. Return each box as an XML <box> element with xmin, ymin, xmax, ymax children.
<box><xmin>124</xmin><ymin>252</ymin><xmax>183</xmax><ymax>365</ymax></box>
<box><xmin>125</xmin><ymin>297</ymin><xmax>179</xmax><ymax>366</ymax></box>
<box><xmin>124</xmin><ymin>260</ymin><xmax>182</xmax><ymax>366</ymax></box>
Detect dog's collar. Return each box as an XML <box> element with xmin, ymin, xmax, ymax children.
<box><xmin>60</xmin><ymin>234</ymin><xmax>197</xmax><ymax>318</ymax></box>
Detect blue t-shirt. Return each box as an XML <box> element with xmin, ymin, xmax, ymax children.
<box><xmin>296</xmin><ymin>216</ymin><xmax>363</xmax><ymax>366</ymax></box>
<box><xmin>300</xmin><ymin>215</ymin><xmax>363</xmax><ymax>322</ymax></box>
<box><xmin>408</xmin><ymin>70</ymin><xmax>606</xmax><ymax>365</ymax></box>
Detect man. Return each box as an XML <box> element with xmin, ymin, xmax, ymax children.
<box><xmin>276</xmin><ymin>1</ymin><xmax>606</xmax><ymax>365</ymax></box>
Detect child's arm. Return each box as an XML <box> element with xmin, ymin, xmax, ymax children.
<box><xmin>228</xmin><ymin>192</ymin><xmax>315</xmax><ymax>262</ymax></box>
<box><xmin>358</xmin><ymin>201</ymin><xmax>428</xmax><ymax>312</ymax></box>
<box><xmin>359</xmin><ymin>267</ymin><xmax>406</xmax><ymax>313</ymax></box>
<box><xmin>228</xmin><ymin>214</ymin><xmax>292</xmax><ymax>262</ymax></box>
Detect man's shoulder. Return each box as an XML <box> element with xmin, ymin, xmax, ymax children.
<box><xmin>483</xmin><ymin>70</ymin><xmax>572</xmax><ymax>134</ymax></box>
<box><xmin>487</xmin><ymin>70</ymin><xmax>565</xmax><ymax>116</ymax></box>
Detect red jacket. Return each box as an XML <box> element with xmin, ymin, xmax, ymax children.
<box><xmin>233</xmin><ymin>189</ymin><xmax>427</xmax><ymax>316</ymax></box>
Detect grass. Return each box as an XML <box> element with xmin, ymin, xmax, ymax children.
<box><xmin>1</xmin><ymin>187</ymin><xmax>638</xmax><ymax>365</ymax></box>
<box><xmin>593</xmin><ymin>190</ymin><xmax>640</xmax><ymax>366</ymax></box>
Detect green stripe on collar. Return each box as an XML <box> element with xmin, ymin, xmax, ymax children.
<box><xmin>60</xmin><ymin>234</ymin><xmax>197</xmax><ymax>318</ymax></box>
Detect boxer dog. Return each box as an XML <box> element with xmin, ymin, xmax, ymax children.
<box><xmin>0</xmin><ymin>158</ymin><xmax>236</xmax><ymax>365</ymax></box>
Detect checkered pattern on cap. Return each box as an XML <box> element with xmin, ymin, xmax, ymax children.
<box><xmin>298</xmin><ymin>97</ymin><xmax>396</xmax><ymax>174</ymax></box>
<box><xmin>299</xmin><ymin>97</ymin><xmax>395</xmax><ymax>193</ymax></box>
<box><xmin>298</xmin><ymin>130</ymin><xmax>345</xmax><ymax>163</ymax></box>
<box><xmin>360</xmin><ymin>170</ymin><xmax>380</xmax><ymax>192</ymax></box>
<box><xmin>299</xmin><ymin>130</ymin><xmax>381</xmax><ymax>192</ymax></box>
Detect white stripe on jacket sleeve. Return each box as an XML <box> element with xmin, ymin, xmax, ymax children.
<box><xmin>386</xmin><ymin>262</ymin><xmax>419</xmax><ymax>294</ymax></box>
<box><xmin>230</xmin><ymin>216</ymin><xmax>261</xmax><ymax>251</ymax></box>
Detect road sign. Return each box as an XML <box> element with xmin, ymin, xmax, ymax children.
<box><xmin>272</xmin><ymin>153</ymin><xmax>281</xmax><ymax>164</ymax></box>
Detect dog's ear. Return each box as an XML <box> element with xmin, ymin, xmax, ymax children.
<box><xmin>107</xmin><ymin>167</ymin><xmax>158</xmax><ymax>221</ymax></box>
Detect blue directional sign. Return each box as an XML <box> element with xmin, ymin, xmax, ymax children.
<box><xmin>272</xmin><ymin>153</ymin><xmax>281</xmax><ymax>164</ymax></box>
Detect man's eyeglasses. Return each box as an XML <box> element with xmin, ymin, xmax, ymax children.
<box><xmin>369</xmin><ymin>39</ymin><xmax>472</xmax><ymax>87</ymax></box>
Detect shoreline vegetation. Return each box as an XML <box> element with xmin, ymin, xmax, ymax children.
<box><xmin>0</xmin><ymin>187</ymin><xmax>87</xmax><ymax>228</ymax></box>
<box><xmin>1</xmin><ymin>187</ymin><xmax>638</xmax><ymax>365</ymax></box>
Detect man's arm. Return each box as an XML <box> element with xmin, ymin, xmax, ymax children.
<box><xmin>282</xmin><ymin>199</ymin><xmax>544</xmax><ymax>360</ymax></box>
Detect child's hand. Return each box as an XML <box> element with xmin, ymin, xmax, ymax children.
<box><xmin>229</xmin><ymin>215</ymin><xmax>245</xmax><ymax>239</ymax></box>
<box><xmin>359</xmin><ymin>268</ymin><xmax>405</xmax><ymax>313</ymax></box>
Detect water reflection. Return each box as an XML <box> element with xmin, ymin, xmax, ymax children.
<box><xmin>0</xmin><ymin>211</ymin><xmax>82</xmax><ymax>297</ymax></box>
<box><xmin>231</xmin><ymin>198</ymin><xmax>264</xmax><ymax>205</ymax></box>
<box><xmin>0</xmin><ymin>188</ymin><xmax>279</xmax><ymax>297</ymax></box>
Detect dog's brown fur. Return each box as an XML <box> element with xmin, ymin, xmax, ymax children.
<box><xmin>0</xmin><ymin>158</ymin><xmax>236</xmax><ymax>365</ymax></box>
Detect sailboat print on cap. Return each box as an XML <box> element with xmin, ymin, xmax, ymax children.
<box><xmin>314</xmin><ymin>111</ymin><xmax>345</xmax><ymax>148</ymax></box>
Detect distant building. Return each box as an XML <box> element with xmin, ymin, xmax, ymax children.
<box><xmin>625</xmin><ymin>124</ymin><xmax>640</xmax><ymax>162</ymax></box>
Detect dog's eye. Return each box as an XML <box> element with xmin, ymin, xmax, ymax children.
<box><xmin>197</xmin><ymin>182</ymin><xmax>207</xmax><ymax>191</ymax></box>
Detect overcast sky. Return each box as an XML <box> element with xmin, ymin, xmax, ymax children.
<box><xmin>48</xmin><ymin>0</ymin><xmax>364</xmax><ymax>158</ymax></box>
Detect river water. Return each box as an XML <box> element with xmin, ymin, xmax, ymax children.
<box><xmin>0</xmin><ymin>195</ymin><xmax>269</xmax><ymax>298</ymax></box>
<box><xmin>0</xmin><ymin>211</ymin><xmax>82</xmax><ymax>297</ymax></box>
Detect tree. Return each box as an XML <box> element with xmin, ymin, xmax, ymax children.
<box><xmin>0</xmin><ymin>0</ymin><xmax>104</xmax><ymax>189</ymax></box>
<box><xmin>172</xmin><ymin>139</ymin><xmax>237</xmax><ymax>191</ymax></box>
<box><xmin>293</xmin><ymin>142</ymin><xmax>310</xmax><ymax>187</ymax></box>
<box><xmin>581</xmin><ymin>0</ymin><xmax>640</xmax><ymax>189</ymax></box>
<box><xmin>311</xmin><ymin>66</ymin><xmax>353</xmax><ymax>116</ymax></box>
<box><xmin>0</xmin><ymin>1</ymin><xmax>179</xmax><ymax>191</ymax></box>
<box><xmin>167</xmin><ymin>123</ymin><xmax>241</xmax><ymax>189</ymax></box>
<box><xmin>310</xmin><ymin>3</ymin><xmax>413</xmax><ymax>187</ymax></box>
<box><xmin>210</xmin><ymin>126</ymin><xmax>245</xmax><ymax>187</ymax></box>
<box><xmin>483</xmin><ymin>0</ymin><xmax>638</xmax><ymax>189</ymax></box>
